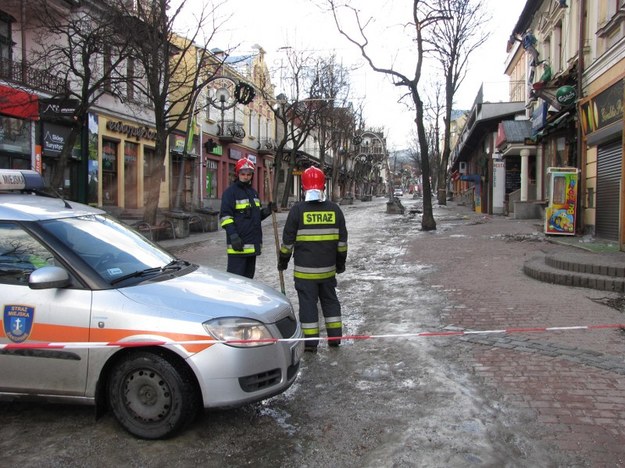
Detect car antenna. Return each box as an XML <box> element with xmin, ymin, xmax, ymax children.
<box><xmin>30</xmin><ymin>175</ymin><xmax>73</xmax><ymax>209</ymax></box>
<box><xmin>43</xmin><ymin>187</ymin><xmax>73</xmax><ymax>209</ymax></box>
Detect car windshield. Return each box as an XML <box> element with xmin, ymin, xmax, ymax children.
<box><xmin>40</xmin><ymin>215</ymin><xmax>176</xmax><ymax>284</ymax></box>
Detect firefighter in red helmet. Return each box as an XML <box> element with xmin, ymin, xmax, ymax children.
<box><xmin>278</xmin><ymin>166</ymin><xmax>348</xmax><ymax>352</ymax></box>
<box><xmin>219</xmin><ymin>158</ymin><xmax>275</xmax><ymax>278</ymax></box>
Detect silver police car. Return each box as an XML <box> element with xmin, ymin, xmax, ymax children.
<box><xmin>0</xmin><ymin>169</ymin><xmax>303</xmax><ymax>439</ymax></box>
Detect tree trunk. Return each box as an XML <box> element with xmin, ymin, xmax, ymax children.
<box><xmin>271</xmin><ymin>153</ymin><xmax>282</xmax><ymax>206</ymax></box>
<box><xmin>331</xmin><ymin>150</ymin><xmax>341</xmax><ymax>202</ymax></box>
<box><xmin>143</xmin><ymin>136</ymin><xmax>168</xmax><ymax>225</ymax></box>
<box><xmin>437</xmin><ymin>75</ymin><xmax>455</xmax><ymax>206</ymax></box>
<box><xmin>415</xmin><ymin>92</ymin><xmax>436</xmax><ymax>231</ymax></box>
<box><xmin>280</xmin><ymin>149</ymin><xmax>297</xmax><ymax>208</ymax></box>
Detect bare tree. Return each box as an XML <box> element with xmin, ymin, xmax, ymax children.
<box><xmin>256</xmin><ymin>48</ymin><xmax>334</xmax><ymax>208</ymax></box>
<box><xmin>113</xmin><ymin>0</ymin><xmax>227</xmax><ymax>224</ymax></box>
<box><xmin>309</xmin><ymin>55</ymin><xmax>362</xmax><ymax>202</ymax></box>
<box><xmin>313</xmin><ymin>55</ymin><xmax>351</xmax><ymax>166</ymax></box>
<box><xmin>328</xmin><ymin>0</ymin><xmax>449</xmax><ymax>230</ymax></box>
<box><xmin>27</xmin><ymin>0</ymin><xmax>134</xmax><ymax>196</ymax></box>
<box><xmin>406</xmin><ymin>130</ymin><xmax>422</xmax><ymax>175</ymax></box>
<box><xmin>424</xmin><ymin>81</ymin><xmax>444</xmax><ymax>195</ymax></box>
<box><xmin>430</xmin><ymin>0</ymin><xmax>489</xmax><ymax>205</ymax></box>
<box><xmin>328</xmin><ymin>104</ymin><xmax>360</xmax><ymax>202</ymax></box>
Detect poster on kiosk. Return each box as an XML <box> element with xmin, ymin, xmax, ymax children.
<box><xmin>545</xmin><ymin>167</ymin><xmax>579</xmax><ymax>235</ymax></box>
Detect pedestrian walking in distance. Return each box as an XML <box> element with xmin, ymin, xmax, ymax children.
<box><xmin>220</xmin><ymin>158</ymin><xmax>275</xmax><ymax>279</ymax></box>
<box><xmin>278</xmin><ymin>166</ymin><xmax>348</xmax><ymax>352</ymax></box>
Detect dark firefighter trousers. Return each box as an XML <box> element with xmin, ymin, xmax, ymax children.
<box><xmin>227</xmin><ymin>255</ymin><xmax>257</xmax><ymax>279</ymax></box>
<box><xmin>294</xmin><ymin>277</ymin><xmax>342</xmax><ymax>348</ymax></box>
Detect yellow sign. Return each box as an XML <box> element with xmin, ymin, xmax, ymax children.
<box><xmin>303</xmin><ymin>211</ymin><xmax>336</xmax><ymax>225</ymax></box>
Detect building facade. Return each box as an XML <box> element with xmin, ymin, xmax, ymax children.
<box><xmin>2</xmin><ymin>2</ymin><xmax>363</xmax><ymax>226</ymax></box>
<box><xmin>506</xmin><ymin>0</ymin><xmax>624</xmax><ymax>247</ymax></box>
<box><xmin>577</xmin><ymin>0</ymin><xmax>624</xmax><ymax>246</ymax></box>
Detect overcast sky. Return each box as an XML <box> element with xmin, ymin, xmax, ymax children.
<box><xmin>191</xmin><ymin>0</ymin><xmax>526</xmax><ymax>149</ymax></box>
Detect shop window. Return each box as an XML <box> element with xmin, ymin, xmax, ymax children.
<box><xmin>204</xmin><ymin>159</ymin><xmax>218</xmax><ymax>199</ymax></box>
<box><xmin>124</xmin><ymin>142</ymin><xmax>138</xmax><ymax>208</ymax></box>
<box><xmin>102</xmin><ymin>140</ymin><xmax>118</xmax><ymax>205</ymax></box>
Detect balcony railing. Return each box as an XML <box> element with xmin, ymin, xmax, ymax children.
<box><xmin>217</xmin><ymin>121</ymin><xmax>245</xmax><ymax>143</ymax></box>
<box><xmin>0</xmin><ymin>57</ymin><xmax>70</xmax><ymax>95</ymax></box>
<box><xmin>356</xmin><ymin>144</ymin><xmax>384</xmax><ymax>155</ymax></box>
<box><xmin>257</xmin><ymin>137</ymin><xmax>276</xmax><ymax>154</ymax></box>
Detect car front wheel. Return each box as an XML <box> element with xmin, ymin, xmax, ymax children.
<box><xmin>107</xmin><ymin>351</ymin><xmax>199</xmax><ymax>439</ymax></box>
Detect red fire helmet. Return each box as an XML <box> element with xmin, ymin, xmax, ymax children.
<box><xmin>234</xmin><ymin>158</ymin><xmax>255</xmax><ymax>176</ymax></box>
<box><xmin>301</xmin><ymin>166</ymin><xmax>325</xmax><ymax>191</ymax></box>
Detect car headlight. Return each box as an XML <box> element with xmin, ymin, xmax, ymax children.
<box><xmin>203</xmin><ymin>317</ymin><xmax>275</xmax><ymax>348</ymax></box>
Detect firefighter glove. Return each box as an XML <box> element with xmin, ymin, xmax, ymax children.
<box><xmin>336</xmin><ymin>260</ymin><xmax>346</xmax><ymax>274</ymax></box>
<box><xmin>278</xmin><ymin>251</ymin><xmax>290</xmax><ymax>271</ymax></box>
<box><xmin>230</xmin><ymin>234</ymin><xmax>244</xmax><ymax>251</ymax></box>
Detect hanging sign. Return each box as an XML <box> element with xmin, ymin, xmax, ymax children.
<box><xmin>555</xmin><ymin>85</ymin><xmax>576</xmax><ymax>107</ymax></box>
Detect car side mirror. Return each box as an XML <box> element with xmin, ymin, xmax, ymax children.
<box><xmin>29</xmin><ymin>266</ymin><xmax>70</xmax><ymax>290</ymax></box>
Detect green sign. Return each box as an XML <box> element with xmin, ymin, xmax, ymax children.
<box><xmin>556</xmin><ymin>85</ymin><xmax>576</xmax><ymax>107</ymax></box>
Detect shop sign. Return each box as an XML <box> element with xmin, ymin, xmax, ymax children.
<box><xmin>39</xmin><ymin>98</ymin><xmax>80</xmax><ymax>122</ymax></box>
<box><xmin>229</xmin><ymin>148</ymin><xmax>242</xmax><ymax>160</ymax></box>
<box><xmin>580</xmin><ymin>79</ymin><xmax>623</xmax><ymax>135</ymax></box>
<box><xmin>105</xmin><ymin>119</ymin><xmax>157</xmax><ymax>141</ymax></box>
<box><xmin>0</xmin><ymin>85</ymin><xmax>39</xmax><ymax>120</ymax></box>
<box><xmin>555</xmin><ymin>85</ymin><xmax>576</xmax><ymax>107</ymax></box>
<box><xmin>42</xmin><ymin>122</ymin><xmax>71</xmax><ymax>156</ymax></box>
<box><xmin>173</xmin><ymin>135</ymin><xmax>185</xmax><ymax>153</ymax></box>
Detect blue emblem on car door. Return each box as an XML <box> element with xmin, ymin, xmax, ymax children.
<box><xmin>3</xmin><ymin>305</ymin><xmax>35</xmax><ymax>343</ymax></box>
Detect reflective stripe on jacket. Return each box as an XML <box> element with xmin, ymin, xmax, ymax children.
<box><xmin>219</xmin><ymin>180</ymin><xmax>265</xmax><ymax>256</ymax></box>
<box><xmin>280</xmin><ymin>199</ymin><xmax>348</xmax><ymax>281</ymax></box>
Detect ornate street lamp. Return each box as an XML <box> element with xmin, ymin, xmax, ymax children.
<box><xmin>207</xmin><ymin>76</ymin><xmax>242</xmax><ymax>138</ymax></box>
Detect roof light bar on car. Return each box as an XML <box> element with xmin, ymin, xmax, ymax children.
<box><xmin>0</xmin><ymin>170</ymin><xmax>45</xmax><ymax>191</ymax></box>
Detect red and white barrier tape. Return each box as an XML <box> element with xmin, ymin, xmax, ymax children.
<box><xmin>1</xmin><ymin>323</ymin><xmax>624</xmax><ymax>350</ymax></box>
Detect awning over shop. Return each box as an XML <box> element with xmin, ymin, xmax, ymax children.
<box><xmin>496</xmin><ymin>120</ymin><xmax>535</xmax><ymax>157</ymax></box>
<box><xmin>460</xmin><ymin>174</ymin><xmax>481</xmax><ymax>184</ymax></box>
<box><xmin>0</xmin><ymin>85</ymin><xmax>39</xmax><ymax>120</ymax></box>
<box><xmin>533</xmin><ymin>111</ymin><xmax>571</xmax><ymax>139</ymax></box>
<box><xmin>496</xmin><ymin>120</ymin><xmax>533</xmax><ymax>147</ymax></box>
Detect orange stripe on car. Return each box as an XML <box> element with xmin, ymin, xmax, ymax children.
<box><xmin>1</xmin><ymin>321</ymin><xmax>214</xmax><ymax>354</ymax></box>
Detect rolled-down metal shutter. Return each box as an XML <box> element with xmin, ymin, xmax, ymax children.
<box><xmin>596</xmin><ymin>140</ymin><xmax>622</xmax><ymax>240</ymax></box>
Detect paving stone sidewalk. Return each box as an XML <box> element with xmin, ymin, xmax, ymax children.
<box><xmin>405</xmin><ymin>201</ymin><xmax>625</xmax><ymax>467</ymax></box>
